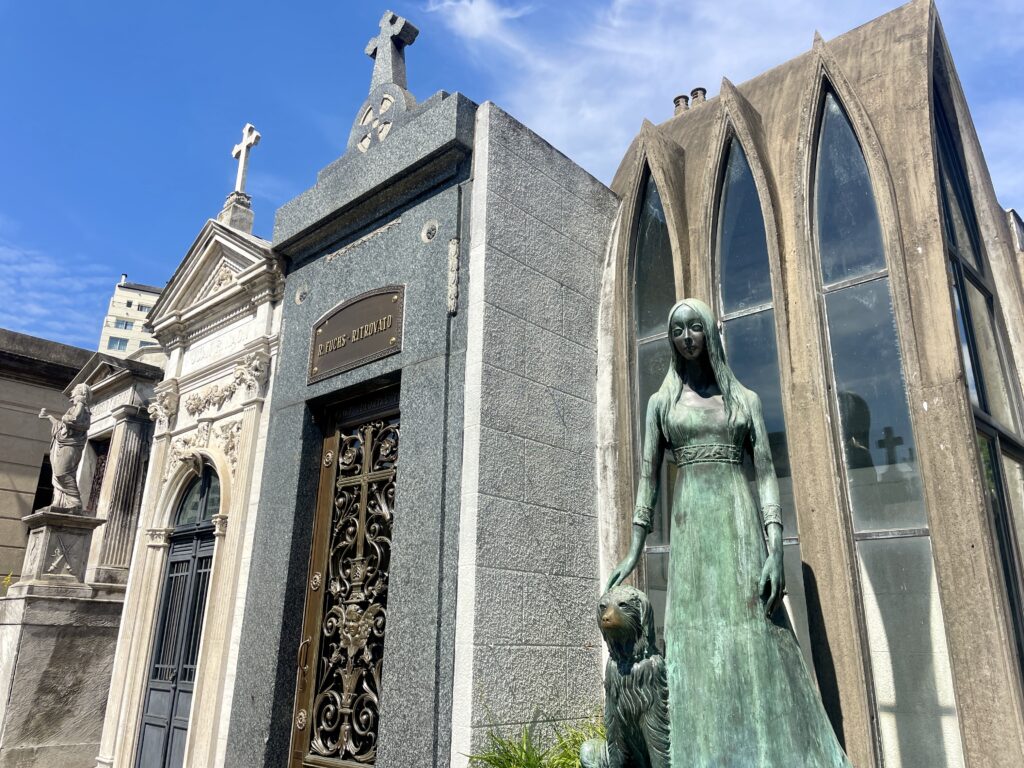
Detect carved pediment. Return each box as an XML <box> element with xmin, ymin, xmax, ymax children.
<box><xmin>147</xmin><ymin>220</ymin><xmax>281</xmax><ymax>349</ymax></box>
<box><xmin>66</xmin><ymin>352</ymin><xmax>163</xmax><ymax>397</ymax></box>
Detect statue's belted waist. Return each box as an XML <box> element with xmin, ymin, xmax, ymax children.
<box><xmin>672</xmin><ymin>443</ymin><xmax>742</xmax><ymax>467</ymax></box>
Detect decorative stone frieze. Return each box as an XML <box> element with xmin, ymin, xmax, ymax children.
<box><xmin>182</xmin><ymin>352</ymin><xmax>270</xmax><ymax>417</ymax></box>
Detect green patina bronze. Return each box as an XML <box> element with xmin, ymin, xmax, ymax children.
<box><xmin>607</xmin><ymin>298</ymin><xmax>852</xmax><ymax>767</ymax></box>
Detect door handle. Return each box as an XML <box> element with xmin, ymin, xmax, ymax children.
<box><xmin>297</xmin><ymin>636</ymin><xmax>311</xmax><ymax>674</ymax></box>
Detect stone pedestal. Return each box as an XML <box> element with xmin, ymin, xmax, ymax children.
<box><xmin>0</xmin><ymin>509</ymin><xmax>121</xmax><ymax>768</ymax></box>
<box><xmin>8</xmin><ymin>509</ymin><xmax>105</xmax><ymax>598</ymax></box>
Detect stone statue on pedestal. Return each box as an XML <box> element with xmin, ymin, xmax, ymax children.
<box><xmin>38</xmin><ymin>382</ymin><xmax>92</xmax><ymax>514</ymax></box>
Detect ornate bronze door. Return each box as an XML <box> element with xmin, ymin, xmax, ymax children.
<box><xmin>289</xmin><ymin>400</ymin><xmax>399</xmax><ymax>768</ymax></box>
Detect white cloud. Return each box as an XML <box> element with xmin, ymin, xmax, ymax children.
<box><xmin>0</xmin><ymin>238</ymin><xmax>112</xmax><ymax>349</ymax></box>
<box><xmin>426</xmin><ymin>0</ymin><xmax>1023</xmax><ymax>197</ymax></box>
<box><xmin>247</xmin><ymin>170</ymin><xmax>302</xmax><ymax>206</ymax></box>
<box><xmin>973</xmin><ymin>98</ymin><xmax>1024</xmax><ymax>212</ymax></box>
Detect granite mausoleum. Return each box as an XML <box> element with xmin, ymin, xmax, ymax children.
<box><xmin>1</xmin><ymin>2</ymin><xmax>1023</xmax><ymax>767</ymax></box>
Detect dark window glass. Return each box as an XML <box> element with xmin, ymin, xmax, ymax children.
<box><xmin>815</xmin><ymin>94</ymin><xmax>885</xmax><ymax>285</ymax></box>
<box><xmin>202</xmin><ymin>473</ymin><xmax>220</xmax><ymax>521</ymax></box>
<box><xmin>825</xmin><ymin>280</ymin><xmax>926</xmax><ymax>530</ymax></box>
<box><xmin>951</xmin><ymin>287</ymin><xmax>982</xmax><ymax>409</ymax></box>
<box><xmin>965</xmin><ymin>280</ymin><xmax>1018</xmax><ymax>431</ymax></box>
<box><xmin>176</xmin><ymin>480</ymin><xmax>203</xmax><ymax>526</ymax></box>
<box><xmin>718</xmin><ymin>140</ymin><xmax>772</xmax><ymax>313</ymax></box>
<box><xmin>633</xmin><ymin>175</ymin><xmax>676</xmax><ymax>339</ymax></box>
<box><xmin>636</xmin><ymin>340</ymin><xmax>672</xmax><ymax>416</ymax></box>
<box><xmin>977</xmin><ymin>433</ymin><xmax>1024</xmax><ymax>673</ymax></box>
<box><xmin>939</xmin><ymin>162</ymin><xmax>980</xmax><ymax>270</ymax></box>
<box><xmin>175</xmin><ymin>468</ymin><xmax>220</xmax><ymax>526</ymax></box>
<box><xmin>723</xmin><ymin>309</ymin><xmax>795</xmax><ymax>530</ymax></box>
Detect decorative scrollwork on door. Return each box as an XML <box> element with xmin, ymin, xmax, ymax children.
<box><xmin>308</xmin><ymin>417</ymin><xmax>398</xmax><ymax>764</ymax></box>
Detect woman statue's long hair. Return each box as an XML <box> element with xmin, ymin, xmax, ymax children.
<box><xmin>658</xmin><ymin>298</ymin><xmax>751</xmax><ymax>427</ymax></box>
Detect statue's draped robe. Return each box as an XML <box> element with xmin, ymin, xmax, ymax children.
<box><xmin>49</xmin><ymin>402</ymin><xmax>90</xmax><ymax>510</ymax></box>
<box><xmin>634</xmin><ymin>388</ymin><xmax>851</xmax><ymax>767</ymax></box>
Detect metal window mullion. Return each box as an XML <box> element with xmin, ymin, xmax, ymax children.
<box><xmin>821</xmin><ymin>267</ymin><xmax>889</xmax><ymax>295</ymax></box>
<box><xmin>951</xmin><ymin>256</ymin><xmax>994</xmax><ymax>416</ymax></box>
<box><xmin>721</xmin><ymin>302</ymin><xmax>774</xmax><ymax>323</ymax></box>
<box><xmin>976</xmin><ymin>424</ymin><xmax>1024</xmax><ymax>675</ymax></box>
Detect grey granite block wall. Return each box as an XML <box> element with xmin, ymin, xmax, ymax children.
<box><xmin>450</xmin><ymin>102</ymin><xmax>618</xmax><ymax>764</ymax></box>
<box><xmin>225</xmin><ymin>93</ymin><xmax>477</xmax><ymax>768</ymax></box>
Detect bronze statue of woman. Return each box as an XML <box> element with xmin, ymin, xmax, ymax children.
<box><xmin>608</xmin><ymin>298</ymin><xmax>851</xmax><ymax>767</ymax></box>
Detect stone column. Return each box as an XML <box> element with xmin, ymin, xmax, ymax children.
<box><xmin>90</xmin><ymin>405</ymin><xmax>152</xmax><ymax>585</ymax></box>
<box><xmin>94</xmin><ymin>384</ymin><xmax>176</xmax><ymax>768</ymax></box>
<box><xmin>186</xmin><ymin>354</ymin><xmax>269</xmax><ymax>767</ymax></box>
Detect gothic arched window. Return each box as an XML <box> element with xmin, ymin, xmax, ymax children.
<box><xmin>714</xmin><ymin>137</ymin><xmax>811</xmax><ymax>660</ymax></box>
<box><xmin>631</xmin><ymin>172</ymin><xmax>676</xmax><ymax>646</ymax></box>
<box><xmin>815</xmin><ymin>90</ymin><xmax>962</xmax><ymax>766</ymax></box>
<box><xmin>935</xmin><ymin>88</ymin><xmax>1024</xmax><ymax>677</ymax></box>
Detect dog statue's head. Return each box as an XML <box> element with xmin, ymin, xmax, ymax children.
<box><xmin>597</xmin><ymin>584</ymin><xmax>659</xmax><ymax>665</ymax></box>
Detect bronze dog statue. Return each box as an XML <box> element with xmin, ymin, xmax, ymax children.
<box><xmin>580</xmin><ymin>584</ymin><xmax>670</xmax><ymax>768</ymax></box>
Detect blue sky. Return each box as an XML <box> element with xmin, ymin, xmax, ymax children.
<box><xmin>1</xmin><ymin>0</ymin><xmax>1020</xmax><ymax>348</ymax></box>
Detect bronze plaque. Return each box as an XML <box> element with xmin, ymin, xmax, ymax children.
<box><xmin>308</xmin><ymin>285</ymin><xmax>404</xmax><ymax>384</ymax></box>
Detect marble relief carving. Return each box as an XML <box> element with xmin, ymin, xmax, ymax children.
<box><xmin>148</xmin><ymin>386</ymin><xmax>180</xmax><ymax>430</ymax></box>
<box><xmin>216</xmin><ymin>420</ymin><xmax>244</xmax><ymax>475</ymax></box>
<box><xmin>183</xmin><ymin>353</ymin><xmax>269</xmax><ymax>417</ymax></box>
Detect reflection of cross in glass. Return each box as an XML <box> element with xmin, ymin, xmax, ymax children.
<box><xmin>877</xmin><ymin>426</ymin><xmax>904</xmax><ymax>466</ymax></box>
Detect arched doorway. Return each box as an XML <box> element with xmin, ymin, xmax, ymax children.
<box><xmin>136</xmin><ymin>464</ymin><xmax>220</xmax><ymax>768</ymax></box>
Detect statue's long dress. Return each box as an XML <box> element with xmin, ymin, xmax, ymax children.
<box><xmin>635</xmin><ymin>389</ymin><xmax>851</xmax><ymax>768</ymax></box>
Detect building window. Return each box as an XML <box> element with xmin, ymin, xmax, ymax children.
<box><xmin>107</xmin><ymin>337</ymin><xmax>128</xmax><ymax>352</ymax></box>
<box><xmin>936</xmin><ymin>90</ymin><xmax>1024</xmax><ymax>673</ymax></box>
<box><xmin>137</xmin><ymin>464</ymin><xmax>219</xmax><ymax>765</ymax></box>
<box><xmin>815</xmin><ymin>90</ymin><xmax>962</xmax><ymax>765</ymax></box>
<box><xmin>114</xmin><ymin>319</ymin><xmax>134</xmax><ymax>330</ymax></box>
<box><xmin>138</xmin><ymin>340</ymin><xmax>157</xmax><ymax>347</ymax></box>
<box><xmin>714</xmin><ymin>136</ymin><xmax>813</xmax><ymax>661</ymax></box>
<box><xmin>138</xmin><ymin>304</ymin><xmax>152</xmax><ymax>313</ymax></box>
<box><xmin>631</xmin><ymin>171</ymin><xmax>677</xmax><ymax>649</ymax></box>
<box><xmin>126</xmin><ymin>300</ymin><xmax>133</xmax><ymax>308</ymax></box>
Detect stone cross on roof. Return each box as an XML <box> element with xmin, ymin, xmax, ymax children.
<box><xmin>365</xmin><ymin>10</ymin><xmax>419</xmax><ymax>94</ymax></box>
<box><xmin>232</xmin><ymin>123</ymin><xmax>261</xmax><ymax>195</ymax></box>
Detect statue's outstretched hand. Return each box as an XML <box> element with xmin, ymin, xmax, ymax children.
<box><xmin>606</xmin><ymin>553</ymin><xmax>640</xmax><ymax>592</ymax></box>
<box><xmin>38</xmin><ymin>408</ymin><xmax>47</xmax><ymax>419</ymax></box>
<box><xmin>758</xmin><ymin>550</ymin><xmax>785</xmax><ymax>618</ymax></box>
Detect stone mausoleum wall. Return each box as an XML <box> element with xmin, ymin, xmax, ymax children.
<box><xmin>450</xmin><ymin>103</ymin><xmax>618</xmax><ymax>761</ymax></box>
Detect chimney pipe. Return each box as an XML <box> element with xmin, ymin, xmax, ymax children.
<box><xmin>690</xmin><ymin>87</ymin><xmax>707</xmax><ymax>105</ymax></box>
<box><xmin>673</xmin><ymin>94</ymin><xmax>690</xmax><ymax>115</ymax></box>
<box><xmin>120</xmin><ymin>273</ymin><xmax>127</xmax><ymax>285</ymax></box>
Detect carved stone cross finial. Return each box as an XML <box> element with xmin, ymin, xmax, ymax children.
<box><xmin>365</xmin><ymin>11</ymin><xmax>419</xmax><ymax>93</ymax></box>
<box><xmin>232</xmin><ymin>123</ymin><xmax>261</xmax><ymax>194</ymax></box>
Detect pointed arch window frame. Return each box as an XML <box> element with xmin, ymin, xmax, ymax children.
<box><xmin>808</xmin><ymin>73</ymin><xmax>971</xmax><ymax>768</ymax></box>
<box><xmin>628</xmin><ymin>166</ymin><xmax>681</xmax><ymax>559</ymax></box>
<box><xmin>933</xmin><ymin>70</ymin><xmax>1024</xmax><ymax>681</ymax></box>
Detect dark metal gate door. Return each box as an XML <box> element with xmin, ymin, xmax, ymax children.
<box><xmin>136</xmin><ymin>533</ymin><xmax>215</xmax><ymax>768</ymax></box>
<box><xmin>288</xmin><ymin>393</ymin><xmax>399</xmax><ymax>768</ymax></box>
